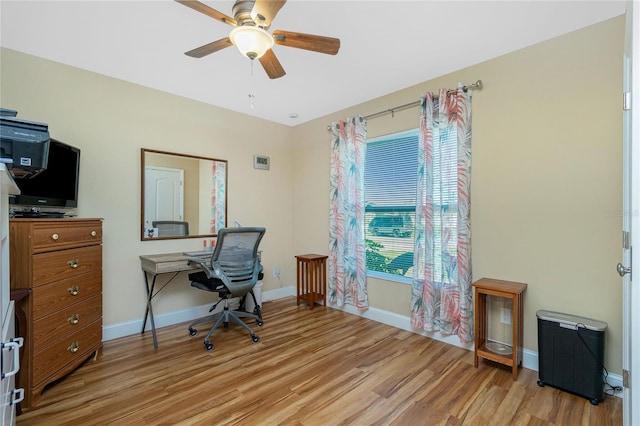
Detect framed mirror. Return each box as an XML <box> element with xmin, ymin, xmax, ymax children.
<box><xmin>141</xmin><ymin>148</ymin><xmax>227</xmax><ymax>241</ymax></box>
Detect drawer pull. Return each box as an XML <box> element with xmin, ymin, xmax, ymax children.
<box><xmin>67</xmin><ymin>286</ymin><xmax>80</xmax><ymax>296</ymax></box>
<box><xmin>51</xmin><ymin>233</ymin><xmax>59</xmax><ymax>241</ymax></box>
<box><xmin>11</xmin><ymin>388</ymin><xmax>24</xmax><ymax>406</ymax></box>
<box><xmin>91</xmin><ymin>230</ymin><xmax>97</xmax><ymax>237</ymax></box>
<box><xmin>68</xmin><ymin>259</ymin><xmax>79</xmax><ymax>269</ymax></box>
<box><xmin>68</xmin><ymin>314</ymin><xmax>80</xmax><ymax>325</ymax></box>
<box><xmin>1</xmin><ymin>338</ymin><xmax>24</xmax><ymax>379</ymax></box>
<box><xmin>67</xmin><ymin>341</ymin><xmax>80</xmax><ymax>353</ymax></box>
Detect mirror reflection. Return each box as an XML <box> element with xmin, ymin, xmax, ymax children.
<box><xmin>141</xmin><ymin>149</ymin><xmax>227</xmax><ymax>241</ymax></box>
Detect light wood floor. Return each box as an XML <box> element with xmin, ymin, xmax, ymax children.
<box><xmin>17</xmin><ymin>297</ymin><xmax>621</xmax><ymax>425</ymax></box>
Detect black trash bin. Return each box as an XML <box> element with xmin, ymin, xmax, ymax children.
<box><xmin>536</xmin><ymin>310</ymin><xmax>607</xmax><ymax>405</ymax></box>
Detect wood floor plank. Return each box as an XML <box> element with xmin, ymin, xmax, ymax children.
<box><xmin>16</xmin><ymin>297</ymin><xmax>622</xmax><ymax>425</ymax></box>
<box><xmin>462</xmin><ymin>384</ymin><xmax>509</xmax><ymax>425</ymax></box>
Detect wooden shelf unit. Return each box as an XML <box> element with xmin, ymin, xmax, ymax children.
<box><xmin>472</xmin><ymin>278</ymin><xmax>527</xmax><ymax>380</ymax></box>
<box><xmin>295</xmin><ymin>254</ymin><xmax>328</xmax><ymax>310</ymax></box>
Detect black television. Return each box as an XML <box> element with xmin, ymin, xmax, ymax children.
<box><xmin>9</xmin><ymin>139</ymin><xmax>80</xmax><ymax>211</ymax></box>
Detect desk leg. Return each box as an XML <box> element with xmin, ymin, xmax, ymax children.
<box><xmin>141</xmin><ymin>271</ymin><xmax>159</xmax><ymax>349</ymax></box>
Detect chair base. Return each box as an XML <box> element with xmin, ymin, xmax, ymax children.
<box><xmin>188</xmin><ymin>292</ymin><xmax>263</xmax><ymax>351</ymax></box>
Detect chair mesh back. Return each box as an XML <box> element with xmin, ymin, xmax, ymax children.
<box><xmin>153</xmin><ymin>221</ymin><xmax>189</xmax><ymax>237</ymax></box>
<box><xmin>212</xmin><ymin>227</ymin><xmax>265</xmax><ymax>297</ymax></box>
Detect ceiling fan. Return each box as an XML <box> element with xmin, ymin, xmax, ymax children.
<box><xmin>176</xmin><ymin>0</ymin><xmax>341</xmax><ymax>79</ymax></box>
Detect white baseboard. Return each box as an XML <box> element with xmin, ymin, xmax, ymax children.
<box><xmin>102</xmin><ymin>286</ymin><xmax>622</xmax><ymax>398</ymax></box>
<box><xmin>261</xmin><ymin>285</ymin><xmax>296</xmax><ymax>302</ymax></box>
<box><xmin>102</xmin><ymin>286</ymin><xmax>296</xmax><ymax>342</ymax></box>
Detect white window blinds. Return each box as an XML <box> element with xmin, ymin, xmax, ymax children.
<box><xmin>364</xmin><ymin>124</ymin><xmax>459</xmax><ymax>282</ymax></box>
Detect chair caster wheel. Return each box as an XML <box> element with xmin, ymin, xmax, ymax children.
<box><xmin>189</xmin><ymin>328</ymin><xmax>198</xmax><ymax>337</ymax></box>
<box><xmin>256</xmin><ymin>320</ymin><xmax>263</xmax><ymax>327</ymax></box>
<box><xmin>204</xmin><ymin>341</ymin><xmax>214</xmax><ymax>351</ymax></box>
<box><xmin>251</xmin><ymin>335</ymin><xmax>260</xmax><ymax>343</ymax></box>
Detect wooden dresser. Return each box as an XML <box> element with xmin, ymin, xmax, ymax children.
<box><xmin>9</xmin><ymin>218</ymin><xmax>103</xmax><ymax>410</ymax></box>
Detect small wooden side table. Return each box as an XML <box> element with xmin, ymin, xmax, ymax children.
<box><xmin>295</xmin><ymin>254</ymin><xmax>328</xmax><ymax>310</ymax></box>
<box><xmin>472</xmin><ymin>278</ymin><xmax>527</xmax><ymax>380</ymax></box>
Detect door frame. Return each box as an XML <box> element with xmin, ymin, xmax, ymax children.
<box><xmin>623</xmin><ymin>1</ymin><xmax>640</xmax><ymax>424</ymax></box>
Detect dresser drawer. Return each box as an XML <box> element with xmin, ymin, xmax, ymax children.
<box><xmin>33</xmin><ymin>294</ymin><xmax>102</xmax><ymax>351</ymax></box>
<box><xmin>32</xmin><ymin>245</ymin><xmax>102</xmax><ymax>286</ymax></box>
<box><xmin>32</xmin><ymin>221</ymin><xmax>102</xmax><ymax>252</ymax></box>
<box><xmin>32</xmin><ymin>319</ymin><xmax>102</xmax><ymax>386</ymax></box>
<box><xmin>31</xmin><ymin>269</ymin><xmax>101</xmax><ymax>319</ymax></box>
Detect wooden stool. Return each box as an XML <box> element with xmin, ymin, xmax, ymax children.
<box><xmin>472</xmin><ymin>278</ymin><xmax>527</xmax><ymax>380</ymax></box>
<box><xmin>295</xmin><ymin>254</ymin><xmax>328</xmax><ymax>310</ymax></box>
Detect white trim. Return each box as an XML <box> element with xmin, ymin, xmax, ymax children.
<box><xmin>329</xmin><ymin>301</ymin><xmax>473</xmax><ymax>351</ymax></box>
<box><xmin>101</xmin><ymin>286</ymin><xmax>622</xmax><ymax>398</ymax></box>
<box><xmin>101</xmin><ymin>286</ymin><xmax>296</xmax><ymax>342</ymax></box>
<box><xmin>102</xmin><ymin>303</ymin><xmax>209</xmax><ymax>341</ymax></box>
<box><xmin>624</xmin><ymin>1</ymin><xmax>640</xmax><ymax>422</ymax></box>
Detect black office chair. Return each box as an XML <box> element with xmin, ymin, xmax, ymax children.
<box><xmin>152</xmin><ymin>220</ymin><xmax>189</xmax><ymax>237</ymax></box>
<box><xmin>187</xmin><ymin>227</ymin><xmax>266</xmax><ymax>351</ymax></box>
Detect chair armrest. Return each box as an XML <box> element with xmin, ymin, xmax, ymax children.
<box><xmin>187</xmin><ymin>256</ymin><xmax>208</xmax><ymax>267</ymax></box>
<box><xmin>187</xmin><ymin>256</ymin><xmax>216</xmax><ymax>278</ymax></box>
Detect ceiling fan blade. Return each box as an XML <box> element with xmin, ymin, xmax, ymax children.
<box><xmin>259</xmin><ymin>49</ymin><xmax>286</xmax><ymax>79</ymax></box>
<box><xmin>185</xmin><ymin>37</ymin><xmax>233</xmax><ymax>58</ymax></box>
<box><xmin>272</xmin><ymin>30</ymin><xmax>340</xmax><ymax>55</ymax></box>
<box><xmin>251</xmin><ymin>0</ymin><xmax>286</xmax><ymax>28</ymax></box>
<box><xmin>175</xmin><ymin>0</ymin><xmax>237</xmax><ymax>27</ymax></box>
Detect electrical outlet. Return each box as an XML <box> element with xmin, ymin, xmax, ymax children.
<box><xmin>273</xmin><ymin>265</ymin><xmax>280</xmax><ymax>278</ymax></box>
<box><xmin>500</xmin><ymin>307</ymin><xmax>512</xmax><ymax>325</ymax></box>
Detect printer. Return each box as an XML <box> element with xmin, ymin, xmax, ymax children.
<box><xmin>0</xmin><ymin>114</ymin><xmax>50</xmax><ymax>179</ymax></box>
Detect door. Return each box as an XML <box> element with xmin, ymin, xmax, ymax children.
<box><xmin>621</xmin><ymin>1</ymin><xmax>639</xmax><ymax>424</ymax></box>
<box><xmin>0</xmin><ymin>165</ymin><xmax>23</xmax><ymax>424</ymax></box>
<box><xmin>144</xmin><ymin>166</ymin><xmax>184</xmax><ymax>228</ymax></box>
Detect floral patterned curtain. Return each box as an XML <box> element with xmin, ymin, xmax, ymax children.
<box><xmin>411</xmin><ymin>88</ymin><xmax>473</xmax><ymax>343</ymax></box>
<box><xmin>328</xmin><ymin>116</ymin><xmax>368</xmax><ymax>309</ymax></box>
<box><xmin>210</xmin><ymin>161</ymin><xmax>226</xmax><ymax>233</ymax></box>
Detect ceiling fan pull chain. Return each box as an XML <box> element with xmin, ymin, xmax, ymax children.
<box><xmin>248</xmin><ymin>60</ymin><xmax>256</xmax><ymax>109</ymax></box>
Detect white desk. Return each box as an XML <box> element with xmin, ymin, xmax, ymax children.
<box><xmin>139</xmin><ymin>252</ymin><xmax>210</xmax><ymax>348</ymax></box>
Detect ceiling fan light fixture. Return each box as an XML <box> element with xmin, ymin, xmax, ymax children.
<box><xmin>230</xmin><ymin>26</ymin><xmax>274</xmax><ymax>60</ymax></box>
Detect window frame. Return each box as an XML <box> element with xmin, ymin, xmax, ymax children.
<box><xmin>364</xmin><ymin>119</ymin><xmax>460</xmax><ymax>286</ymax></box>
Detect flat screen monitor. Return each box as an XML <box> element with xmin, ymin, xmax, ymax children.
<box><xmin>9</xmin><ymin>139</ymin><xmax>80</xmax><ymax>209</ymax></box>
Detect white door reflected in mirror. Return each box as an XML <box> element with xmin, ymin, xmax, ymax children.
<box><xmin>144</xmin><ymin>166</ymin><xmax>184</xmax><ymax>238</ymax></box>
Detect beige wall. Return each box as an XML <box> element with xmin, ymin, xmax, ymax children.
<box><xmin>0</xmin><ymin>47</ymin><xmax>296</xmax><ymax>324</ymax></box>
<box><xmin>292</xmin><ymin>16</ymin><xmax>624</xmax><ymax>373</ymax></box>
<box><xmin>0</xmin><ymin>15</ymin><xmax>624</xmax><ymax>374</ymax></box>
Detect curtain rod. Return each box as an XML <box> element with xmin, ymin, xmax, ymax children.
<box><xmin>326</xmin><ymin>80</ymin><xmax>483</xmax><ymax>131</ymax></box>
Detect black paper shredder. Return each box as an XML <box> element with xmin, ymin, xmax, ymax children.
<box><xmin>536</xmin><ymin>310</ymin><xmax>607</xmax><ymax>405</ymax></box>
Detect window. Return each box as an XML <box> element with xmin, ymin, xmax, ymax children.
<box><xmin>365</xmin><ymin>125</ymin><xmax>459</xmax><ymax>283</ymax></box>
<box><xmin>365</xmin><ymin>129</ymin><xmax>418</xmax><ymax>281</ymax></box>
<box><xmin>429</xmin><ymin>124</ymin><xmax>459</xmax><ymax>285</ymax></box>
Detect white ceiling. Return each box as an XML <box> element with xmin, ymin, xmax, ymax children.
<box><xmin>0</xmin><ymin>1</ymin><xmax>627</xmax><ymax>126</ymax></box>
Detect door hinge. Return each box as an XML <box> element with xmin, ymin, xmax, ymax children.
<box><xmin>624</xmin><ymin>369</ymin><xmax>630</xmax><ymax>388</ymax></box>
<box><xmin>624</xmin><ymin>92</ymin><xmax>632</xmax><ymax>111</ymax></box>
<box><xmin>623</xmin><ymin>231</ymin><xmax>630</xmax><ymax>249</ymax></box>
